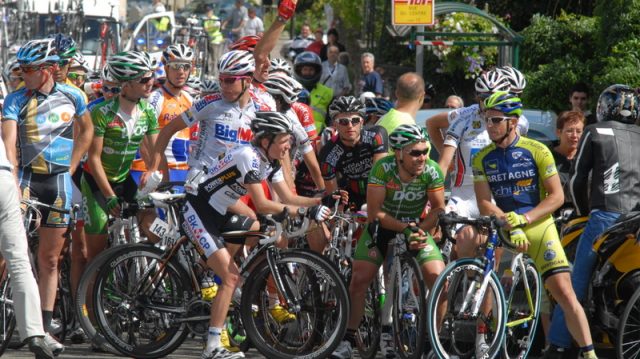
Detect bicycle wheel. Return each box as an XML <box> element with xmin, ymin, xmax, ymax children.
<box><xmin>75</xmin><ymin>245</ymin><xmax>140</xmax><ymax>354</ymax></box>
<box><xmin>356</xmin><ymin>276</ymin><xmax>381</xmax><ymax>359</ymax></box>
<box><xmin>240</xmin><ymin>249</ymin><xmax>349</xmax><ymax>359</ymax></box>
<box><xmin>393</xmin><ymin>253</ymin><xmax>427</xmax><ymax>359</ymax></box>
<box><xmin>0</xmin><ymin>274</ymin><xmax>16</xmax><ymax>356</ymax></box>
<box><xmin>92</xmin><ymin>245</ymin><xmax>192</xmax><ymax>359</ymax></box>
<box><xmin>427</xmin><ymin>258</ymin><xmax>507</xmax><ymax>359</ymax></box>
<box><xmin>502</xmin><ymin>259</ymin><xmax>541</xmax><ymax>359</ymax></box>
<box><xmin>618</xmin><ymin>286</ymin><xmax>640</xmax><ymax>359</ymax></box>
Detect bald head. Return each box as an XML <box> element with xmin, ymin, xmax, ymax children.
<box><xmin>396</xmin><ymin>72</ymin><xmax>425</xmax><ymax>101</ymax></box>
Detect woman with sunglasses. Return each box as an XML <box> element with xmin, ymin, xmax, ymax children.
<box><xmin>79</xmin><ymin>51</ymin><xmax>161</xmax><ymax>284</ymax></box>
<box><xmin>331</xmin><ymin>123</ymin><xmax>446</xmax><ymax>359</ymax></box>
<box><xmin>318</xmin><ymin>96</ymin><xmax>389</xmax><ymax>210</ymax></box>
<box><xmin>130</xmin><ymin>44</ymin><xmax>195</xmax><ymax>186</ymax></box>
<box><xmin>472</xmin><ymin>91</ymin><xmax>597</xmax><ymax>359</ymax></box>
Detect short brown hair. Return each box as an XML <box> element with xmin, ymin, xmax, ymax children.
<box><xmin>556</xmin><ymin>111</ymin><xmax>585</xmax><ymax>130</ymax></box>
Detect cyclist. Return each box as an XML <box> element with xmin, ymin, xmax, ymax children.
<box><xmin>546</xmin><ymin>85</ymin><xmax>640</xmax><ymax>358</ymax></box>
<box><xmin>262</xmin><ymin>72</ymin><xmax>324</xmax><ymax>191</ymax></box>
<box><xmin>145</xmin><ymin>111</ymin><xmax>337</xmax><ymax>359</ymax></box>
<box><xmin>68</xmin><ymin>52</ymin><xmax>90</xmax><ymax>90</ymax></box>
<box><xmin>130</xmin><ymin>44</ymin><xmax>195</xmax><ymax>184</ymax></box>
<box><xmin>319</xmin><ymin>96</ymin><xmax>388</xmax><ymax>210</ymax></box>
<box><xmin>363</xmin><ymin>96</ymin><xmax>393</xmax><ymax>127</ymax></box>
<box><xmin>426</xmin><ymin>70</ymin><xmax>522</xmax><ymax>261</ymax></box>
<box><xmin>79</xmin><ymin>51</ymin><xmax>160</xmax><ymax>274</ymax></box>
<box><xmin>185</xmin><ymin>76</ymin><xmax>202</xmax><ymax>99</ymax></box>
<box><xmin>331</xmin><ymin>124</ymin><xmax>446</xmax><ymax>359</ymax></box>
<box><xmin>471</xmin><ymin>91</ymin><xmax>597</xmax><ymax>359</ymax></box>
<box><xmin>1</xmin><ymin>38</ymin><xmax>93</xmax><ymax>353</ymax></box>
<box><xmin>201</xmin><ymin>78</ymin><xmax>221</xmax><ymax>96</ymax></box>
<box><xmin>50</xmin><ymin>33</ymin><xmax>89</xmax><ymax>103</ymax></box>
<box><xmin>269</xmin><ymin>57</ymin><xmax>293</xmax><ymax>77</ymax></box>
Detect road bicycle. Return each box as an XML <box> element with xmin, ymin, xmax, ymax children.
<box><xmin>427</xmin><ymin>213</ymin><xmax>542</xmax><ymax>359</ymax></box>
<box><xmin>88</xmin><ymin>206</ymin><xmax>349</xmax><ymax>359</ymax></box>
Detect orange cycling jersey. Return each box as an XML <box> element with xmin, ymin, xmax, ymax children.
<box><xmin>131</xmin><ymin>86</ymin><xmax>193</xmax><ymax>171</ymax></box>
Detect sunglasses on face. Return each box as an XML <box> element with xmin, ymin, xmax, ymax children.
<box><xmin>219</xmin><ymin>75</ymin><xmax>249</xmax><ymax>85</ymax></box>
<box><xmin>58</xmin><ymin>59</ymin><xmax>71</xmax><ymax>66</ymax></box>
<box><xmin>137</xmin><ymin>75</ymin><xmax>154</xmax><ymax>84</ymax></box>
<box><xmin>9</xmin><ymin>76</ymin><xmax>22</xmax><ymax>82</ymax></box>
<box><xmin>484</xmin><ymin>116</ymin><xmax>513</xmax><ymax>125</ymax></box>
<box><xmin>167</xmin><ymin>62</ymin><xmax>191</xmax><ymax>71</ymax></box>
<box><xmin>20</xmin><ymin>66</ymin><xmax>44</xmax><ymax>74</ymax></box>
<box><xmin>68</xmin><ymin>72</ymin><xmax>86</xmax><ymax>81</ymax></box>
<box><xmin>406</xmin><ymin>149</ymin><xmax>429</xmax><ymax>157</ymax></box>
<box><xmin>102</xmin><ymin>85</ymin><xmax>121</xmax><ymax>94</ymax></box>
<box><xmin>336</xmin><ymin>116</ymin><xmax>362</xmax><ymax>126</ymax></box>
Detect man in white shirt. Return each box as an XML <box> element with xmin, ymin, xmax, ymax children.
<box><xmin>243</xmin><ymin>7</ymin><xmax>264</xmax><ymax>37</ymax></box>
<box><xmin>319</xmin><ymin>45</ymin><xmax>351</xmax><ymax>98</ymax></box>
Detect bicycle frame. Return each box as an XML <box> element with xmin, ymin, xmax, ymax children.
<box><xmin>505</xmin><ymin>253</ymin><xmax>537</xmax><ymax>329</ymax></box>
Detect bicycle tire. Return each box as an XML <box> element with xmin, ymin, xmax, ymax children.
<box><xmin>502</xmin><ymin>258</ymin><xmax>541</xmax><ymax>359</ymax></box>
<box><xmin>426</xmin><ymin>258</ymin><xmax>507</xmax><ymax>359</ymax></box>
<box><xmin>75</xmin><ymin>245</ymin><xmax>136</xmax><ymax>354</ymax></box>
<box><xmin>356</xmin><ymin>276</ymin><xmax>381</xmax><ymax>359</ymax></box>
<box><xmin>240</xmin><ymin>249</ymin><xmax>349</xmax><ymax>359</ymax></box>
<box><xmin>92</xmin><ymin>244</ymin><xmax>192</xmax><ymax>359</ymax></box>
<box><xmin>393</xmin><ymin>253</ymin><xmax>427</xmax><ymax>359</ymax></box>
<box><xmin>617</xmin><ymin>285</ymin><xmax>640</xmax><ymax>359</ymax></box>
<box><xmin>0</xmin><ymin>275</ymin><xmax>16</xmax><ymax>356</ymax></box>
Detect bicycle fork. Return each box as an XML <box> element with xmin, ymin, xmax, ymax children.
<box><xmin>266</xmin><ymin>247</ymin><xmax>301</xmax><ymax>313</ymax></box>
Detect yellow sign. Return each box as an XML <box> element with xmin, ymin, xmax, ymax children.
<box><xmin>392</xmin><ymin>0</ymin><xmax>435</xmax><ymax>26</ymax></box>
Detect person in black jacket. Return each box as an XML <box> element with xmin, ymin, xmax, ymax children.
<box><xmin>546</xmin><ymin>84</ymin><xmax>640</xmax><ymax>359</ymax></box>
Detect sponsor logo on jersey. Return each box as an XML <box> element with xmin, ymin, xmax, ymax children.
<box><xmin>485</xmin><ymin>159</ymin><xmax>499</xmax><ymax>174</ymax></box>
<box><xmin>392</xmin><ymin>190</ymin><xmax>426</xmax><ymax>202</ymax></box>
<box><xmin>472</xmin><ymin>120</ymin><xmax>481</xmax><ymax>129</ymax></box>
<box><xmin>386</xmin><ymin>180</ymin><xmax>400</xmax><ymax>190</ymax></box>
<box><xmin>544</xmin><ymin>249</ymin><xmax>556</xmax><ymax>261</ymax></box>
<box><xmin>194</xmin><ymin>94</ymin><xmax>222</xmax><ymax>111</ymax></box>
<box><xmin>214</xmin><ymin>124</ymin><xmax>253</xmax><ymax>144</ymax></box>
<box><xmin>512</xmin><ymin>151</ymin><xmax>523</xmax><ymax>160</ymax></box>
<box><xmin>545</xmin><ymin>164</ymin><xmax>556</xmax><ymax>176</ymax></box>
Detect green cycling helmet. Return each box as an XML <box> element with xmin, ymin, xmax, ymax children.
<box><xmin>483</xmin><ymin>91</ymin><xmax>523</xmax><ymax>117</ymax></box>
<box><xmin>389</xmin><ymin>124</ymin><xmax>430</xmax><ymax>151</ymax></box>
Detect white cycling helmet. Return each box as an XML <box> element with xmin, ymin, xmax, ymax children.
<box><xmin>269</xmin><ymin>58</ymin><xmax>293</xmax><ymax>76</ymax></box>
<box><xmin>201</xmin><ymin>78</ymin><xmax>220</xmax><ymax>94</ymax></box>
<box><xmin>162</xmin><ymin>44</ymin><xmax>195</xmax><ymax>64</ymax></box>
<box><xmin>475</xmin><ymin>70</ymin><xmax>510</xmax><ymax>95</ymax></box>
<box><xmin>498</xmin><ymin>66</ymin><xmax>527</xmax><ymax>94</ymax></box>
<box><xmin>71</xmin><ymin>52</ymin><xmax>91</xmax><ymax>72</ymax></box>
<box><xmin>218</xmin><ymin>50</ymin><xmax>255</xmax><ymax>76</ymax></box>
<box><xmin>101</xmin><ymin>64</ymin><xmax>117</xmax><ymax>83</ymax></box>
<box><xmin>263</xmin><ymin>72</ymin><xmax>303</xmax><ymax>104</ymax></box>
<box><xmin>108</xmin><ymin>51</ymin><xmax>156</xmax><ymax>81</ymax></box>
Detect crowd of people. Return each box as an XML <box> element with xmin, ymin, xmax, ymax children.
<box><xmin>0</xmin><ymin>1</ymin><xmax>638</xmax><ymax>359</ymax></box>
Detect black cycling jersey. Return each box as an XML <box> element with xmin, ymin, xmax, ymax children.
<box><xmin>318</xmin><ymin>125</ymin><xmax>388</xmax><ymax>207</ymax></box>
<box><xmin>569</xmin><ymin>121</ymin><xmax>640</xmax><ymax>216</ymax></box>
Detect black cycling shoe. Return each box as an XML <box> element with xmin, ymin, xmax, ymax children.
<box><xmin>27</xmin><ymin>336</ymin><xmax>55</xmax><ymax>359</ymax></box>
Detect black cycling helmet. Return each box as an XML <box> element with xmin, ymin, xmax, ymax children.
<box><xmin>328</xmin><ymin>96</ymin><xmax>366</xmax><ymax>120</ymax></box>
<box><xmin>251</xmin><ymin>111</ymin><xmax>293</xmax><ymax>139</ymax></box>
<box><xmin>596</xmin><ymin>84</ymin><xmax>640</xmax><ymax>124</ymax></box>
<box><xmin>293</xmin><ymin>51</ymin><xmax>322</xmax><ymax>90</ymax></box>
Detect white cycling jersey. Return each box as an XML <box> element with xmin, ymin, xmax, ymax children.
<box><xmin>182</xmin><ymin>93</ymin><xmax>256</xmax><ymax>175</ymax></box>
<box><xmin>444</xmin><ymin>104</ymin><xmax>529</xmax><ymax>190</ymax></box>
<box><xmin>191</xmin><ymin>145</ymin><xmax>284</xmax><ymax>214</ymax></box>
<box><xmin>286</xmin><ymin>108</ymin><xmax>313</xmax><ymax>162</ymax></box>
<box><xmin>249</xmin><ymin>83</ymin><xmax>277</xmax><ymax>111</ymax></box>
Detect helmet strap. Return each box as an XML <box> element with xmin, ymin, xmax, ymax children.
<box><xmin>493</xmin><ymin>120</ymin><xmax>512</xmax><ymax>146</ymax></box>
<box><xmin>232</xmin><ymin>78</ymin><xmax>249</xmax><ymax>103</ymax></box>
<box><xmin>35</xmin><ymin>66</ymin><xmax>54</xmax><ymax>93</ymax></box>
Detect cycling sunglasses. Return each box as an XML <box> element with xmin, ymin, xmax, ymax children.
<box><xmin>335</xmin><ymin>116</ymin><xmax>362</xmax><ymax>126</ymax></box>
<box><xmin>68</xmin><ymin>72</ymin><xmax>86</xmax><ymax>81</ymax></box>
<box><xmin>20</xmin><ymin>65</ymin><xmax>45</xmax><ymax>74</ymax></box>
<box><xmin>484</xmin><ymin>116</ymin><xmax>514</xmax><ymax>125</ymax></box>
<box><xmin>102</xmin><ymin>85</ymin><xmax>121</xmax><ymax>94</ymax></box>
<box><xmin>406</xmin><ymin>149</ymin><xmax>429</xmax><ymax>157</ymax></box>
<box><xmin>137</xmin><ymin>75</ymin><xmax>155</xmax><ymax>84</ymax></box>
<box><xmin>167</xmin><ymin>63</ymin><xmax>191</xmax><ymax>71</ymax></box>
<box><xmin>219</xmin><ymin>75</ymin><xmax>250</xmax><ymax>85</ymax></box>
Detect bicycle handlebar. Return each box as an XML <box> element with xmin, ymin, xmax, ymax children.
<box><xmin>437</xmin><ymin>212</ymin><xmax>514</xmax><ymax>249</ymax></box>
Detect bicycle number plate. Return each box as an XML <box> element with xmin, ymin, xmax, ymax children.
<box><xmin>150</xmin><ymin>218</ymin><xmax>170</xmax><ymax>238</ymax></box>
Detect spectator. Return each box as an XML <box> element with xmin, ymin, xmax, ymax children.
<box><xmin>243</xmin><ymin>7</ymin><xmax>264</xmax><ymax>37</ymax></box>
<box><xmin>358</xmin><ymin>53</ymin><xmax>383</xmax><ymax>97</ymax></box>
<box><xmin>421</xmin><ymin>82</ymin><xmax>436</xmax><ymax>109</ymax></box>
<box><xmin>569</xmin><ymin>82</ymin><xmax>597</xmax><ymax>126</ymax></box>
<box><xmin>320</xmin><ymin>28</ymin><xmax>346</xmax><ymax>61</ymax></box>
<box><xmin>286</xmin><ymin>24</ymin><xmax>315</xmax><ymax>60</ymax></box>
<box><xmin>445</xmin><ymin>95</ymin><xmax>464</xmax><ymax>109</ymax></box>
<box><xmin>551</xmin><ymin>111</ymin><xmax>585</xmax><ymax>186</ymax></box>
<box><xmin>221</xmin><ymin>0</ymin><xmax>248</xmax><ymax>41</ymax></box>
<box><xmin>319</xmin><ymin>44</ymin><xmax>351</xmax><ymax>98</ymax></box>
<box><xmin>203</xmin><ymin>5</ymin><xmax>224</xmax><ymax>76</ymax></box>
<box><xmin>305</xmin><ymin>27</ymin><xmax>324</xmax><ymax>55</ymax></box>
<box><xmin>294</xmin><ymin>51</ymin><xmax>333</xmax><ymax>132</ymax></box>
<box><xmin>376</xmin><ymin>72</ymin><xmax>424</xmax><ymax>136</ymax></box>
<box><xmin>152</xmin><ymin>0</ymin><xmax>165</xmax><ymax>12</ymax></box>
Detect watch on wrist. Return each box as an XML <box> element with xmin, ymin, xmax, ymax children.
<box><xmin>297</xmin><ymin>207</ymin><xmax>306</xmax><ymax>216</ymax></box>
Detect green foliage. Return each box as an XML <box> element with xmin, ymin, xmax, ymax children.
<box><xmin>429</xmin><ymin>12</ymin><xmax>500</xmax><ymax>79</ymax></box>
<box><xmin>595</xmin><ymin>0</ymin><xmax>640</xmax><ymax>55</ymax></box>
<box><xmin>594</xmin><ymin>38</ymin><xmax>640</xmax><ymax>89</ymax></box>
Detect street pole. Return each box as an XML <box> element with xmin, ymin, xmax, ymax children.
<box><xmin>416</xmin><ymin>25</ymin><xmax>424</xmax><ymax>76</ymax></box>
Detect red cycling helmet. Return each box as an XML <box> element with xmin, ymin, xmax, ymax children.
<box><xmin>229</xmin><ymin>35</ymin><xmax>262</xmax><ymax>53</ymax></box>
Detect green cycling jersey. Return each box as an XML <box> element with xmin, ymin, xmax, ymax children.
<box><xmin>91</xmin><ymin>97</ymin><xmax>159</xmax><ymax>183</ymax></box>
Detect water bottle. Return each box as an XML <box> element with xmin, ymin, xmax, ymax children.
<box><xmin>137</xmin><ymin>171</ymin><xmax>163</xmax><ymax>199</ymax></box>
